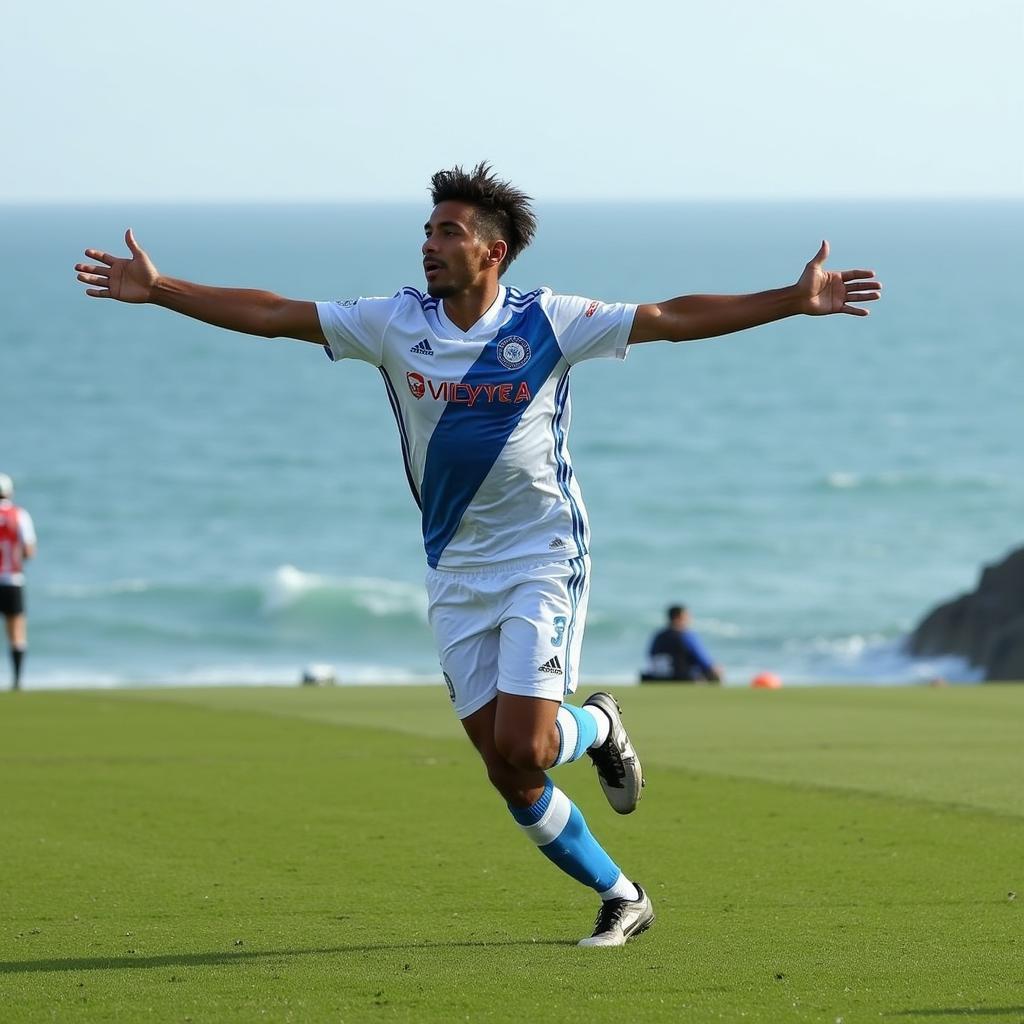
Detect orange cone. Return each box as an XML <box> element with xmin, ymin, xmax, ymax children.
<box><xmin>751</xmin><ymin>672</ymin><xmax>782</xmax><ymax>689</ymax></box>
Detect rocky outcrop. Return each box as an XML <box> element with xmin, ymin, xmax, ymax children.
<box><xmin>985</xmin><ymin>614</ymin><xmax>1024</xmax><ymax>681</ymax></box>
<box><xmin>907</xmin><ymin>546</ymin><xmax>1024</xmax><ymax>681</ymax></box>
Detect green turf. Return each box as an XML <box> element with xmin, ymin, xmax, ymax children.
<box><xmin>1</xmin><ymin>684</ymin><xmax>1021</xmax><ymax>1023</ymax></box>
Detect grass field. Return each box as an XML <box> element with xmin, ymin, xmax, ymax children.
<box><xmin>1</xmin><ymin>684</ymin><xmax>1022</xmax><ymax>1023</ymax></box>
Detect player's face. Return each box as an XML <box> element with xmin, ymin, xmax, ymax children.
<box><xmin>422</xmin><ymin>201</ymin><xmax>495</xmax><ymax>298</ymax></box>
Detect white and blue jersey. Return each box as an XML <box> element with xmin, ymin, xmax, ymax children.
<box><xmin>317</xmin><ymin>286</ymin><xmax>635</xmax><ymax>570</ymax></box>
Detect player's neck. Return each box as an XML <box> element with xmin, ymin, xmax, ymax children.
<box><xmin>441</xmin><ymin>280</ymin><xmax>501</xmax><ymax>333</ymax></box>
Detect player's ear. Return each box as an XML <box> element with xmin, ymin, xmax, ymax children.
<box><xmin>487</xmin><ymin>239</ymin><xmax>508</xmax><ymax>269</ymax></box>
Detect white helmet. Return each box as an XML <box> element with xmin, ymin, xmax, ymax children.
<box><xmin>0</xmin><ymin>474</ymin><xmax>12</xmax><ymax>499</ymax></box>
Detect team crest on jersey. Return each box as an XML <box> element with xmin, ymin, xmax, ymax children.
<box><xmin>407</xmin><ymin>372</ymin><xmax>426</xmax><ymax>399</ymax></box>
<box><xmin>497</xmin><ymin>336</ymin><xmax>531</xmax><ymax>370</ymax></box>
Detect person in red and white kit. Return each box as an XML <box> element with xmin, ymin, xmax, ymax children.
<box><xmin>0</xmin><ymin>474</ymin><xmax>37</xmax><ymax>691</ymax></box>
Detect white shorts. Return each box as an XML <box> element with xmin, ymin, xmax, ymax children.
<box><xmin>425</xmin><ymin>555</ymin><xmax>591</xmax><ymax>720</ymax></box>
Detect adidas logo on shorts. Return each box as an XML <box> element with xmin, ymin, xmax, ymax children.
<box><xmin>539</xmin><ymin>656</ymin><xmax>563</xmax><ymax>675</ymax></box>
<box><xmin>548</xmin><ymin>537</ymin><xmax>566</xmax><ymax>549</ymax></box>
<box><xmin>410</xmin><ymin>338</ymin><xmax>434</xmax><ymax>356</ymax></box>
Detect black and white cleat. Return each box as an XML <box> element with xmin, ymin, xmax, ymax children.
<box><xmin>583</xmin><ymin>691</ymin><xmax>645</xmax><ymax>815</ymax></box>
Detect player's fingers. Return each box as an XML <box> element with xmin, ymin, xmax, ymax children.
<box><xmin>846</xmin><ymin>290</ymin><xmax>881</xmax><ymax>302</ymax></box>
<box><xmin>125</xmin><ymin>228</ymin><xmax>142</xmax><ymax>255</ymax></box>
<box><xmin>840</xmin><ymin>304</ymin><xmax>869</xmax><ymax>316</ymax></box>
<box><xmin>75</xmin><ymin>264</ymin><xmax>110</xmax><ymax>276</ymax></box>
<box><xmin>810</xmin><ymin>239</ymin><xmax>829</xmax><ymax>265</ymax></box>
<box><xmin>77</xmin><ymin>272</ymin><xmax>109</xmax><ymax>286</ymax></box>
<box><xmin>840</xmin><ymin>269</ymin><xmax>876</xmax><ymax>282</ymax></box>
<box><xmin>84</xmin><ymin>248</ymin><xmax>116</xmax><ymax>266</ymax></box>
<box><xmin>844</xmin><ymin>279</ymin><xmax>881</xmax><ymax>292</ymax></box>
<box><xmin>85</xmin><ymin>288</ymin><xmax>111</xmax><ymax>298</ymax></box>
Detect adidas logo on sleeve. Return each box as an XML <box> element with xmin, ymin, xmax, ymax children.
<box><xmin>539</xmin><ymin>656</ymin><xmax>563</xmax><ymax>675</ymax></box>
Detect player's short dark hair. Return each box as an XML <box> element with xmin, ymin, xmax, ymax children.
<box><xmin>429</xmin><ymin>162</ymin><xmax>537</xmax><ymax>276</ymax></box>
<box><xmin>667</xmin><ymin>605</ymin><xmax>687</xmax><ymax>621</ymax></box>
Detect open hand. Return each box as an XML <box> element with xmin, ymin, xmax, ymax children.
<box><xmin>75</xmin><ymin>229</ymin><xmax>158</xmax><ymax>303</ymax></box>
<box><xmin>797</xmin><ymin>240</ymin><xmax>882</xmax><ymax>316</ymax></box>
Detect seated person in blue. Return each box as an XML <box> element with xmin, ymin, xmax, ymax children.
<box><xmin>640</xmin><ymin>605</ymin><xmax>723</xmax><ymax>683</ymax></box>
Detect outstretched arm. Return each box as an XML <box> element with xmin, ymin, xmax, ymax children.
<box><xmin>74</xmin><ymin>230</ymin><xmax>325</xmax><ymax>344</ymax></box>
<box><xmin>628</xmin><ymin>241</ymin><xmax>881</xmax><ymax>345</ymax></box>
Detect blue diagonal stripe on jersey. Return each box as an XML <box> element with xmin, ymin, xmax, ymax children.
<box><xmin>421</xmin><ymin>303</ymin><xmax>564</xmax><ymax>567</ymax></box>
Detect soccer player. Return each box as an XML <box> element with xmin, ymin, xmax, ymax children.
<box><xmin>74</xmin><ymin>163</ymin><xmax>881</xmax><ymax>946</ymax></box>
<box><xmin>0</xmin><ymin>473</ymin><xmax>37</xmax><ymax>691</ymax></box>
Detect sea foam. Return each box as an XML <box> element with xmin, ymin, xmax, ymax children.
<box><xmin>263</xmin><ymin>565</ymin><xmax>428</xmax><ymax>620</ymax></box>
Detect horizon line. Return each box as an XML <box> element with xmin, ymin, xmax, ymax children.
<box><xmin>2</xmin><ymin>194</ymin><xmax>1023</xmax><ymax>206</ymax></box>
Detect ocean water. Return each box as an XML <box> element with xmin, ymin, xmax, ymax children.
<box><xmin>2</xmin><ymin>201</ymin><xmax>1021</xmax><ymax>689</ymax></box>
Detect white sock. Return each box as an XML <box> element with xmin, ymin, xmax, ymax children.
<box><xmin>583</xmin><ymin>704</ymin><xmax>610</xmax><ymax>747</ymax></box>
<box><xmin>599</xmin><ymin>872</ymin><xmax>639</xmax><ymax>903</ymax></box>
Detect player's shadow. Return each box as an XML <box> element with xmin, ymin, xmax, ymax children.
<box><xmin>0</xmin><ymin>940</ymin><xmax>573</xmax><ymax>974</ymax></box>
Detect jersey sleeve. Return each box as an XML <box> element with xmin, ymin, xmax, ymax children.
<box><xmin>542</xmin><ymin>292</ymin><xmax>637</xmax><ymax>366</ymax></box>
<box><xmin>315</xmin><ymin>295</ymin><xmax>401</xmax><ymax>366</ymax></box>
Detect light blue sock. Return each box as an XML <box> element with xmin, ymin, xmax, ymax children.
<box><xmin>551</xmin><ymin>703</ymin><xmax>604</xmax><ymax>767</ymax></box>
<box><xmin>508</xmin><ymin>777</ymin><xmax>626</xmax><ymax>894</ymax></box>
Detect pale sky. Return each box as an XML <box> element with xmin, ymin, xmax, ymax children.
<box><xmin>3</xmin><ymin>0</ymin><xmax>1022</xmax><ymax>201</ymax></box>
